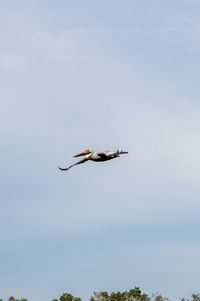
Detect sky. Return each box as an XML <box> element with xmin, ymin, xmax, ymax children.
<box><xmin>0</xmin><ymin>0</ymin><xmax>200</xmax><ymax>300</ymax></box>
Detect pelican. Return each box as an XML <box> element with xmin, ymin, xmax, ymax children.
<box><xmin>59</xmin><ymin>148</ymin><xmax>128</xmax><ymax>171</ymax></box>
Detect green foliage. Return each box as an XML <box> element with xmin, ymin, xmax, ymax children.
<box><xmin>110</xmin><ymin>291</ymin><xmax>125</xmax><ymax>301</ymax></box>
<box><xmin>100</xmin><ymin>292</ymin><xmax>109</xmax><ymax>299</ymax></box>
<box><xmin>60</xmin><ymin>293</ymin><xmax>73</xmax><ymax>301</ymax></box>
<box><xmin>7</xmin><ymin>298</ymin><xmax>28</xmax><ymax>301</ymax></box>
<box><xmin>72</xmin><ymin>297</ymin><xmax>82</xmax><ymax>301</ymax></box>
<box><xmin>91</xmin><ymin>286</ymin><xmax>149</xmax><ymax>301</ymax></box>
<box><xmin>59</xmin><ymin>293</ymin><xmax>81</xmax><ymax>301</ymax></box>
<box><xmin>128</xmin><ymin>287</ymin><xmax>149</xmax><ymax>301</ymax></box>
<box><xmin>191</xmin><ymin>294</ymin><xmax>200</xmax><ymax>301</ymax></box>
<box><xmin>3</xmin><ymin>288</ymin><xmax>199</xmax><ymax>301</ymax></box>
<box><xmin>109</xmin><ymin>287</ymin><xmax>149</xmax><ymax>301</ymax></box>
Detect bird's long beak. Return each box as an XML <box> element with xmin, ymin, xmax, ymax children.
<box><xmin>73</xmin><ymin>150</ymin><xmax>89</xmax><ymax>158</ymax></box>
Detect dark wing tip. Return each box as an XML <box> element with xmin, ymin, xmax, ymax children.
<box><xmin>118</xmin><ymin>150</ymin><xmax>128</xmax><ymax>154</ymax></box>
<box><xmin>58</xmin><ymin>167</ymin><xmax>69</xmax><ymax>171</ymax></box>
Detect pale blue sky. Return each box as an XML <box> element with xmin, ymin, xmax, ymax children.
<box><xmin>1</xmin><ymin>1</ymin><xmax>200</xmax><ymax>300</ymax></box>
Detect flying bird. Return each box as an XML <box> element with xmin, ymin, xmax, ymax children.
<box><xmin>59</xmin><ymin>148</ymin><xmax>128</xmax><ymax>171</ymax></box>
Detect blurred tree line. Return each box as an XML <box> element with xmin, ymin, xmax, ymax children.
<box><xmin>4</xmin><ymin>287</ymin><xmax>200</xmax><ymax>301</ymax></box>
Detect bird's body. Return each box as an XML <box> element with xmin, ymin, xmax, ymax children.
<box><xmin>87</xmin><ymin>151</ymin><xmax>119</xmax><ymax>161</ymax></box>
<box><xmin>59</xmin><ymin>149</ymin><xmax>128</xmax><ymax>171</ymax></box>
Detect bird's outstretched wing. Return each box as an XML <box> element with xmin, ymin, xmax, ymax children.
<box><xmin>58</xmin><ymin>157</ymin><xmax>89</xmax><ymax>171</ymax></box>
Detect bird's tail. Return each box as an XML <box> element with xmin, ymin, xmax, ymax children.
<box><xmin>116</xmin><ymin>150</ymin><xmax>128</xmax><ymax>155</ymax></box>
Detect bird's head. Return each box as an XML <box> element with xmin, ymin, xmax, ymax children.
<box><xmin>73</xmin><ymin>148</ymin><xmax>94</xmax><ymax>157</ymax></box>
